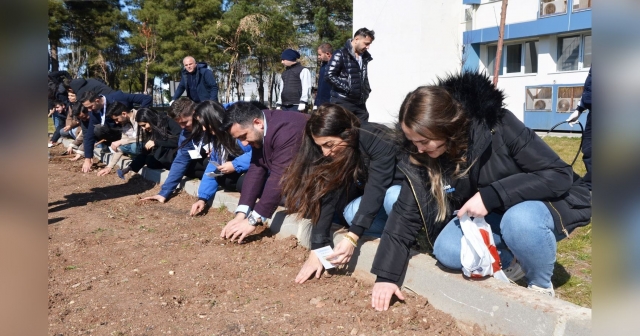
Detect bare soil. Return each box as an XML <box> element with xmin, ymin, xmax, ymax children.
<box><xmin>48</xmin><ymin>148</ymin><xmax>488</xmax><ymax>335</ymax></box>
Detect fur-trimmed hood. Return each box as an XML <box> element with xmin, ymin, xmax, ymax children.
<box><xmin>436</xmin><ymin>71</ymin><xmax>506</xmax><ymax>130</ymax></box>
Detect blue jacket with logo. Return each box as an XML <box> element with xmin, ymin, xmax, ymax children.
<box><xmin>159</xmin><ymin>129</ymin><xmax>251</xmax><ymax>199</ymax></box>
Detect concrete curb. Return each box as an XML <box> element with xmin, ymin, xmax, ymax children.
<box><xmin>62</xmin><ymin>138</ymin><xmax>592</xmax><ymax>336</ymax></box>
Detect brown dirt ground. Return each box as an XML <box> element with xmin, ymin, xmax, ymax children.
<box><xmin>48</xmin><ymin>147</ymin><xmax>491</xmax><ymax>336</ymax></box>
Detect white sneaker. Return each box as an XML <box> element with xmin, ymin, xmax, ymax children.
<box><xmin>503</xmin><ymin>259</ymin><xmax>526</xmax><ymax>282</ymax></box>
<box><xmin>48</xmin><ymin>143</ymin><xmax>53</xmax><ymax>148</ymax></box>
<box><xmin>528</xmin><ymin>284</ymin><xmax>555</xmax><ymax>298</ymax></box>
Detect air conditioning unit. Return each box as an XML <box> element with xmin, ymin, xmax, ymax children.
<box><xmin>557</xmin><ymin>98</ymin><xmax>572</xmax><ymax>112</ymax></box>
<box><xmin>542</xmin><ymin>0</ymin><xmax>566</xmax><ymax>16</ymax></box>
<box><xmin>533</xmin><ymin>99</ymin><xmax>552</xmax><ymax>111</ymax></box>
<box><xmin>573</xmin><ymin>0</ymin><xmax>590</xmax><ymax>11</ymax></box>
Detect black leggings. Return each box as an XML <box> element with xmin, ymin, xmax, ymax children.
<box><xmin>128</xmin><ymin>153</ymin><xmax>171</xmax><ymax>173</ymax></box>
<box><xmin>217</xmin><ymin>172</ymin><xmax>246</xmax><ymax>193</ymax></box>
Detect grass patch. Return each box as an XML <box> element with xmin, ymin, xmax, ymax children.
<box><xmin>412</xmin><ymin>137</ymin><xmax>590</xmax><ymax>307</ymax></box>
<box><xmin>542</xmin><ymin>136</ymin><xmax>586</xmax><ymax>176</ymax></box>
<box><xmin>64</xmin><ymin>265</ymin><xmax>78</xmax><ymax>270</ymax></box>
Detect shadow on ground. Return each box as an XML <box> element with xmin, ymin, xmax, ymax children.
<box><xmin>48</xmin><ymin>175</ymin><xmax>155</xmax><ymax>214</ymax></box>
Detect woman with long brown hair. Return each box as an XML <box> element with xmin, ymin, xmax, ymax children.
<box><xmin>282</xmin><ymin>104</ymin><xmax>404</xmax><ymax>284</ymax></box>
<box><xmin>369</xmin><ymin>72</ymin><xmax>591</xmax><ymax>311</ymax></box>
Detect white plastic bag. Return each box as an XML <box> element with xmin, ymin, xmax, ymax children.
<box><xmin>459</xmin><ymin>214</ymin><xmax>509</xmax><ymax>282</ymax></box>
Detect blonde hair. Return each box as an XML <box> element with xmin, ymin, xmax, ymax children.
<box><xmin>398</xmin><ymin>86</ymin><xmax>471</xmax><ymax>222</ymax></box>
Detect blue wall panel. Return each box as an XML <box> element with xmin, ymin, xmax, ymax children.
<box><xmin>463</xmin><ymin>43</ymin><xmax>481</xmax><ymax>71</ymax></box>
<box><xmin>463</xmin><ymin>8</ymin><xmax>591</xmax><ymax>44</ymax></box>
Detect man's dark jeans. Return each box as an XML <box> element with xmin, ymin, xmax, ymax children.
<box><xmin>330</xmin><ymin>97</ymin><xmax>369</xmax><ymax>123</ymax></box>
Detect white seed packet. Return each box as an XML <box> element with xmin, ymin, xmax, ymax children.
<box><xmin>313</xmin><ymin>246</ymin><xmax>335</xmax><ymax>269</ymax></box>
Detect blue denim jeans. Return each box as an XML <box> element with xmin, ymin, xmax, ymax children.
<box><xmin>432</xmin><ymin>201</ymin><xmax>565</xmax><ymax>288</ymax></box>
<box><xmin>119</xmin><ymin>143</ymin><xmax>140</xmax><ymax>157</ymax></box>
<box><xmin>343</xmin><ymin>185</ymin><xmax>401</xmax><ymax>238</ymax></box>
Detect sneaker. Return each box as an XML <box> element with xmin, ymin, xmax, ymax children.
<box><xmin>528</xmin><ymin>284</ymin><xmax>555</xmax><ymax>298</ymax></box>
<box><xmin>503</xmin><ymin>259</ymin><xmax>526</xmax><ymax>282</ymax></box>
<box><xmin>48</xmin><ymin>143</ymin><xmax>53</xmax><ymax>148</ymax></box>
<box><xmin>116</xmin><ymin>169</ymin><xmax>125</xmax><ymax>180</ymax></box>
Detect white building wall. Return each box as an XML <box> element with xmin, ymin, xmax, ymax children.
<box><xmin>354</xmin><ymin>0</ymin><xmax>589</xmax><ymax>124</ymax></box>
<box><xmin>474</xmin><ymin>0</ymin><xmax>540</xmax><ymax>30</ymax></box>
<box><xmin>353</xmin><ymin>0</ymin><xmax>464</xmax><ymax>125</ymax></box>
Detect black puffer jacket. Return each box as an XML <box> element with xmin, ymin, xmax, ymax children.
<box><xmin>310</xmin><ymin>122</ymin><xmax>405</xmax><ymax>249</ymax></box>
<box><xmin>371</xmin><ymin>71</ymin><xmax>592</xmax><ymax>283</ymax></box>
<box><xmin>326</xmin><ymin>39</ymin><xmax>372</xmax><ymax>104</ymax></box>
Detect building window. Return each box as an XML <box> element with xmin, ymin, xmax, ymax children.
<box><xmin>556</xmin><ymin>86</ymin><xmax>584</xmax><ymax>113</ymax></box>
<box><xmin>572</xmin><ymin>0</ymin><xmax>591</xmax><ymax>12</ymax></box>
<box><xmin>506</xmin><ymin>44</ymin><xmax>522</xmax><ymax>73</ymax></box>
<box><xmin>525</xmin><ymin>87</ymin><xmax>553</xmax><ymax>111</ymax></box>
<box><xmin>582</xmin><ymin>35</ymin><xmax>592</xmax><ymax>68</ymax></box>
<box><xmin>557</xmin><ymin>34</ymin><xmax>591</xmax><ymax>71</ymax></box>
<box><xmin>491</xmin><ymin>41</ymin><xmax>538</xmax><ymax>75</ymax></box>
<box><xmin>486</xmin><ymin>45</ymin><xmax>502</xmax><ymax>76</ymax></box>
<box><xmin>540</xmin><ymin>0</ymin><xmax>567</xmax><ymax>17</ymax></box>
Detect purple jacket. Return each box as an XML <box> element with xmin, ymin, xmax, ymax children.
<box><xmin>239</xmin><ymin>110</ymin><xmax>309</xmax><ymax>218</ymax></box>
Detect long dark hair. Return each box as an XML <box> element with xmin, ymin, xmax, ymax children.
<box><xmin>183</xmin><ymin>100</ymin><xmax>242</xmax><ymax>156</ymax></box>
<box><xmin>282</xmin><ymin>104</ymin><xmax>364</xmax><ymax>224</ymax></box>
<box><xmin>399</xmin><ymin>86</ymin><xmax>470</xmax><ymax>222</ymax></box>
<box><xmin>134</xmin><ymin>108</ymin><xmax>174</xmax><ymax>147</ymax></box>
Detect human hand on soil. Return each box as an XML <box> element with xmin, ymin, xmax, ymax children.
<box><xmin>65</xmin><ymin>145</ymin><xmax>74</xmax><ymax>155</ymax></box>
<box><xmin>326</xmin><ymin>233</ymin><xmax>358</xmax><ymax>265</ymax></box>
<box><xmin>371</xmin><ymin>282</ymin><xmax>405</xmax><ymax>311</ymax></box>
<box><xmin>145</xmin><ymin>140</ymin><xmax>155</xmax><ymax>150</ymax></box>
<box><xmin>141</xmin><ymin>195</ymin><xmax>166</xmax><ymax>203</ymax></box>
<box><xmin>70</xmin><ymin>154</ymin><xmax>82</xmax><ymax>161</ymax></box>
<box><xmin>457</xmin><ymin>192</ymin><xmax>488</xmax><ymax>219</ymax></box>
<box><xmin>82</xmin><ymin>159</ymin><xmax>93</xmax><ymax>173</ymax></box>
<box><xmin>97</xmin><ymin>167</ymin><xmax>112</xmax><ymax>176</ymax></box>
<box><xmin>190</xmin><ymin>200</ymin><xmax>206</xmax><ymax>216</ymax></box>
<box><xmin>295</xmin><ymin>252</ymin><xmax>325</xmax><ymax>284</ymax></box>
<box><xmin>221</xmin><ymin>213</ymin><xmax>255</xmax><ymax>243</ymax></box>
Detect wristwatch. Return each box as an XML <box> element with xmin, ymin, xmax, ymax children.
<box><xmin>247</xmin><ymin>211</ymin><xmax>263</xmax><ymax>226</ymax></box>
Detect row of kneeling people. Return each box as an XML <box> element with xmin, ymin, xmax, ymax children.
<box><xmin>58</xmin><ymin>71</ymin><xmax>592</xmax><ymax>311</ymax></box>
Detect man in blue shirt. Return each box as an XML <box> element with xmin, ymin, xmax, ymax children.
<box><xmin>171</xmin><ymin>56</ymin><xmax>219</xmax><ymax>103</ymax></box>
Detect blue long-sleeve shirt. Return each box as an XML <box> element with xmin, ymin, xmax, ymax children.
<box><xmin>197</xmin><ymin>141</ymin><xmax>252</xmax><ymax>201</ymax></box>
<box><xmin>82</xmin><ymin>91</ymin><xmax>153</xmax><ymax>158</ymax></box>
<box><xmin>158</xmin><ymin>130</ymin><xmax>251</xmax><ymax>199</ymax></box>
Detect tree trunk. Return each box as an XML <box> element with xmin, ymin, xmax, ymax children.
<box><xmin>268</xmin><ymin>71</ymin><xmax>275</xmax><ymax>109</ymax></box>
<box><xmin>257</xmin><ymin>57</ymin><xmax>265</xmax><ymax>104</ymax></box>
<box><xmin>49</xmin><ymin>39</ymin><xmax>59</xmax><ymax>72</ymax></box>
<box><xmin>493</xmin><ymin>0</ymin><xmax>508</xmax><ymax>87</ymax></box>
<box><xmin>225</xmin><ymin>55</ymin><xmax>237</xmax><ymax>103</ymax></box>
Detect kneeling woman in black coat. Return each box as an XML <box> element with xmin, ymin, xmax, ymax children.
<box><xmin>117</xmin><ymin>108</ymin><xmax>182</xmax><ymax>179</ymax></box>
<box><xmin>282</xmin><ymin>104</ymin><xmax>403</xmax><ymax>284</ymax></box>
<box><xmin>370</xmin><ymin>72</ymin><xmax>591</xmax><ymax>310</ymax></box>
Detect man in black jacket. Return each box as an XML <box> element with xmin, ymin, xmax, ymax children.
<box><xmin>276</xmin><ymin>49</ymin><xmax>312</xmax><ymax>112</ymax></box>
<box><xmin>171</xmin><ymin>56</ymin><xmax>219</xmax><ymax>103</ymax></box>
<box><xmin>78</xmin><ymin>90</ymin><xmax>153</xmax><ymax>173</ymax></box>
<box><xmin>326</xmin><ymin>28</ymin><xmax>375</xmax><ymax>123</ymax></box>
<box><xmin>68</xmin><ymin>78</ymin><xmax>115</xmax><ymax>98</ymax></box>
<box><xmin>313</xmin><ymin>43</ymin><xmax>333</xmax><ymax>110</ymax></box>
